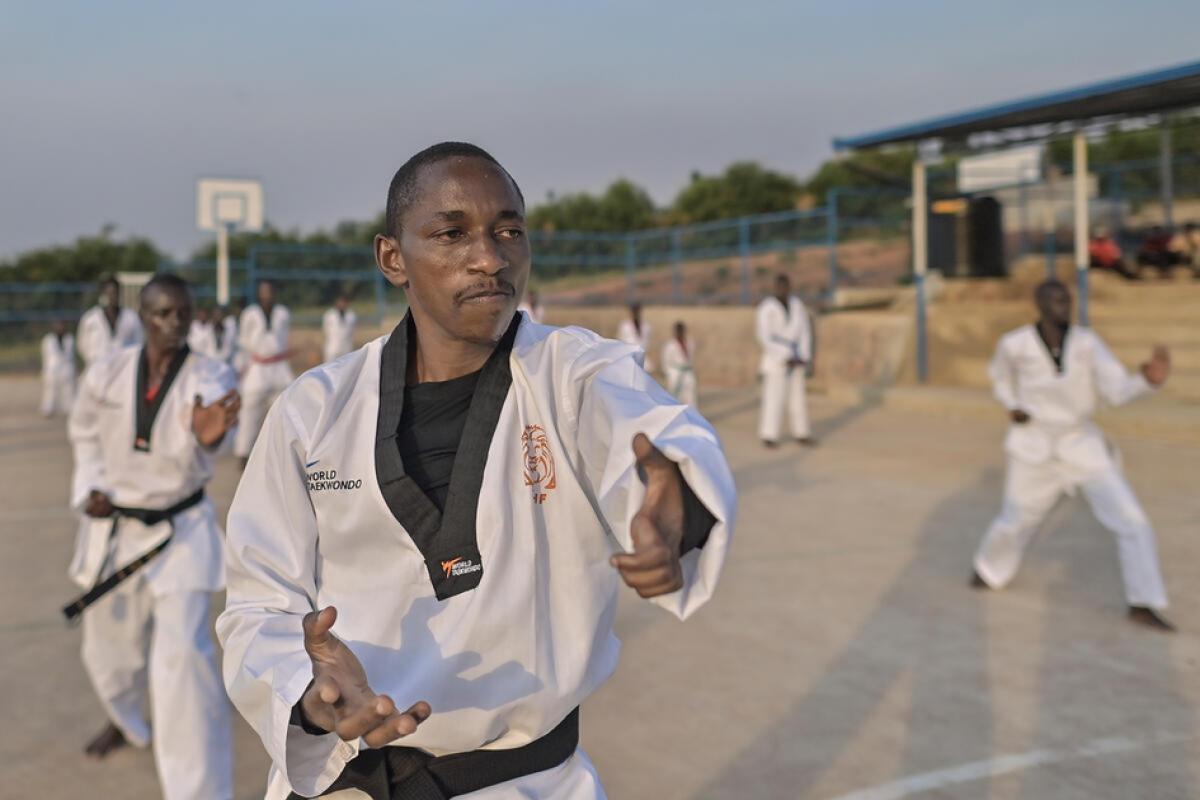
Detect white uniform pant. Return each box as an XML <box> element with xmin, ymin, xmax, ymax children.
<box><xmin>973</xmin><ymin>455</ymin><xmax>1169</xmax><ymax>610</ymax></box>
<box><xmin>81</xmin><ymin>575</ymin><xmax>233</xmax><ymax>800</ymax></box>
<box><xmin>41</xmin><ymin>374</ymin><xmax>75</xmax><ymax>416</ymax></box>
<box><xmin>234</xmin><ymin>386</ymin><xmax>282</xmax><ymax>458</ymax></box>
<box><xmin>759</xmin><ymin>366</ymin><xmax>809</xmax><ymax>441</ymax></box>
<box><xmin>667</xmin><ymin>370</ymin><xmax>698</xmax><ymax>409</ymax></box>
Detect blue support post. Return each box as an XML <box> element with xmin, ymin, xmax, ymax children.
<box><xmin>624</xmin><ymin>236</ymin><xmax>636</xmax><ymax>302</ymax></box>
<box><xmin>1077</xmin><ymin>267</ymin><xmax>1089</xmax><ymax>327</ymax></box>
<box><xmin>738</xmin><ymin>217</ymin><xmax>751</xmax><ymax>305</ymax></box>
<box><xmin>825</xmin><ymin>190</ymin><xmax>839</xmax><ymax>302</ymax></box>
<box><xmin>247</xmin><ymin>246</ymin><xmax>258</xmax><ymax>304</ymax></box>
<box><xmin>670</xmin><ymin>229</ymin><xmax>682</xmax><ymax>304</ymax></box>
<box><xmin>1018</xmin><ymin>182</ymin><xmax>1029</xmax><ymax>258</ymax></box>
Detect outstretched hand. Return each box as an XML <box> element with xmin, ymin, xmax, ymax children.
<box><xmin>299</xmin><ymin>607</ymin><xmax>430</xmax><ymax>747</ymax></box>
<box><xmin>1141</xmin><ymin>345</ymin><xmax>1170</xmax><ymax>386</ymax></box>
<box><xmin>192</xmin><ymin>390</ymin><xmax>241</xmax><ymax>448</ymax></box>
<box><xmin>610</xmin><ymin>433</ymin><xmax>685</xmax><ymax>599</ymax></box>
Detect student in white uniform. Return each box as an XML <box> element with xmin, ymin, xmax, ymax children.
<box><xmin>77</xmin><ymin>276</ymin><xmax>143</xmax><ymax>367</ymax></box>
<box><xmin>517</xmin><ymin>288</ymin><xmax>545</xmax><ymax>323</ymax></box>
<box><xmin>217</xmin><ymin>142</ymin><xmax>736</xmax><ymax>800</ymax></box>
<box><xmin>41</xmin><ymin>319</ymin><xmax>77</xmax><ymax>416</ymax></box>
<box><xmin>661</xmin><ymin>320</ymin><xmax>698</xmax><ymax>409</ymax></box>
<box><xmin>187</xmin><ymin>305</ymin><xmax>216</xmax><ymax>357</ymax></box>
<box><xmin>211</xmin><ymin>304</ymin><xmax>237</xmax><ymax>365</ymax></box>
<box><xmin>756</xmin><ymin>274</ymin><xmax>814</xmax><ymax>447</ymax></box>
<box><xmin>65</xmin><ymin>273</ymin><xmax>240</xmax><ymax>798</ymax></box>
<box><xmin>616</xmin><ymin>301</ymin><xmax>653</xmax><ymax>373</ymax></box>
<box><xmin>234</xmin><ymin>279</ymin><xmax>293</xmax><ymax>467</ymax></box>
<box><xmin>322</xmin><ymin>294</ymin><xmax>358</xmax><ymax>363</ymax></box>
<box><xmin>971</xmin><ymin>279</ymin><xmax>1174</xmax><ymax>631</ymax></box>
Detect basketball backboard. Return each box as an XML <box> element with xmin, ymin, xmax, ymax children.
<box><xmin>196</xmin><ymin>178</ymin><xmax>264</xmax><ymax>232</ymax></box>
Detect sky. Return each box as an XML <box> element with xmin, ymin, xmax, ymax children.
<box><xmin>3</xmin><ymin>0</ymin><xmax>1199</xmax><ymax>260</ymax></box>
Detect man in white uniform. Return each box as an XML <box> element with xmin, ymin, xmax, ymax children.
<box><xmin>41</xmin><ymin>319</ymin><xmax>77</xmax><ymax>416</ymax></box>
<box><xmin>517</xmin><ymin>288</ymin><xmax>544</xmax><ymax>323</ymax></box>
<box><xmin>322</xmin><ymin>294</ymin><xmax>358</xmax><ymax>363</ymax></box>
<box><xmin>187</xmin><ymin>306</ymin><xmax>217</xmax><ymax>358</ymax></box>
<box><xmin>212</xmin><ymin>304</ymin><xmax>237</xmax><ymax>364</ymax></box>
<box><xmin>234</xmin><ymin>279</ymin><xmax>293</xmax><ymax>467</ymax></box>
<box><xmin>65</xmin><ymin>273</ymin><xmax>240</xmax><ymax>797</ymax></box>
<box><xmin>756</xmin><ymin>274</ymin><xmax>814</xmax><ymax>447</ymax></box>
<box><xmin>661</xmin><ymin>320</ymin><xmax>698</xmax><ymax>408</ymax></box>
<box><xmin>77</xmin><ymin>276</ymin><xmax>143</xmax><ymax>366</ymax></box>
<box><xmin>218</xmin><ymin>142</ymin><xmax>736</xmax><ymax>799</ymax></box>
<box><xmin>971</xmin><ymin>279</ymin><xmax>1174</xmax><ymax>631</ymax></box>
<box><xmin>616</xmin><ymin>301</ymin><xmax>653</xmax><ymax>373</ymax></box>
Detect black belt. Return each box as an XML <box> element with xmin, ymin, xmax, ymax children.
<box><xmin>61</xmin><ymin>489</ymin><xmax>205</xmax><ymax>622</ymax></box>
<box><xmin>291</xmin><ymin>708</ymin><xmax>579</xmax><ymax>800</ymax></box>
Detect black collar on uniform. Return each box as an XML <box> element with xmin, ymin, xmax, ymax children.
<box><xmin>374</xmin><ymin>311</ymin><xmax>521</xmax><ymax>600</ymax></box>
<box><xmin>1035</xmin><ymin>322</ymin><xmax>1069</xmax><ymax>374</ymax></box>
<box><xmin>134</xmin><ymin>345</ymin><xmax>190</xmax><ymax>452</ymax></box>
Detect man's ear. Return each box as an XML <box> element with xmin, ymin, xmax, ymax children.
<box><xmin>375</xmin><ymin>234</ymin><xmax>408</xmax><ymax>289</ymax></box>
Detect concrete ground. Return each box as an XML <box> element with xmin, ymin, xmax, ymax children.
<box><xmin>2</xmin><ymin>375</ymin><xmax>1197</xmax><ymax>799</ymax></box>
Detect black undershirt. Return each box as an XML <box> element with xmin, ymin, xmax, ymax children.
<box><xmin>396</xmin><ymin>369</ymin><xmax>482</xmax><ymax>512</ymax></box>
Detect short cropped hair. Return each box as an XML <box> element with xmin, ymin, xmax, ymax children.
<box><xmin>140</xmin><ymin>273</ymin><xmax>192</xmax><ymax>305</ymax></box>
<box><xmin>384</xmin><ymin>142</ymin><xmax>524</xmax><ymax>238</ymax></box>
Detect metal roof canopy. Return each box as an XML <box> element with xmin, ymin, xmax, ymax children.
<box><xmin>834</xmin><ymin>59</ymin><xmax>1200</xmax><ymax>152</ymax></box>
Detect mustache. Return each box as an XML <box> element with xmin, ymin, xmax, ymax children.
<box><xmin>455</xmin><ymin>280</ymin><xmax>516</xmax><ymax>303</ymax></box>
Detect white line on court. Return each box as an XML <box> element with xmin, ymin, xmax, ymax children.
<box><xmin>828</xmin><ymin>732</ymin><xmax>1192</xmax><ymax>800</ymax></box>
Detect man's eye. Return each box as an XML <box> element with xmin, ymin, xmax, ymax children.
<box><xmin>498</xmin><ymin>228</ymin><xmax>525</xmax><ymax>240</ymax></box>
<box><xmin>435</xmin><ymin>229</ymin><xmax>464</xmax><ymax>241</ymax></box>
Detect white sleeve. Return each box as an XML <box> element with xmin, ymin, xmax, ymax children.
<box><xmin>67</xmin><ymin>365</ymin><xmax>109</xmax><ymax>511</ymax></box>
<box><xmin>322</xmin><ymin>311</ymin><xmax>334</xmax><ymax>340</ymax></box>
<box><xmin>988</xmin><ymin>338</ymin><xmax>1020</xmax><ymax>412</ymax></box>
<box><xmin>795</xmin><ymin>304</ymin><xmax>813</xmax><ymax>362</ymax></box>
<box><xmin>1089</xmin><ymin>333</ymin><xmax>1152</xmax><ymax>407</ymax></box>
<box><xmin>237</xmin><ymin>311</ymin><xmax>256</xmax><ymax>354</ymax></box>
<box><xmin>76</xmin><ymin>316</ymin><xmax>96</xmax><ymax>365</ymax></box>
<box><xmin>216</xmin><ymin>398</ymin><xmax>359</xmax><ymax>797</ymax></box>
<box><xmin>41</xmin><ymin>336</ymin><xmax>54</xmax><ymax>373</ymax></box>
<box><xmin>755</xmin><ymin>304</ymin><xmax>792</xmax><ymax>362</ymax></box>
<box><xmin>572</xmin><ymin>350</ymin><xmax>736</xmax><ymax>620</ymax></box>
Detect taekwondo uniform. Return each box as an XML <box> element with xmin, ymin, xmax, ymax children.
<box><xmin>973</xmin><ymin>324</ymin><xmax>1169</xmax><ymax>610</ymax></box>
<box><xmin>68</xmin><ymin>345</ymin><xmax>236</xmax><ymax>800</ymax></box>
<box><xmin>234</xmin><ymin>303</ymin><xmax>293</xmax><ymax>458</ymax></box>
<box><xmin>77</xmin><ymin>305</ymin><xmax>142</xmax><ymax>366</ymax></box>
<box><xmin>517</xmin><ymin>301</ymin><xmax>545</xmax><ymax>324</ymax></box>
<box><xmin>40</xmin><ymin>331</ymin><xmax>77</xmax><ymax>416</ymax></box>
<box><xmin>218</xmin><ymin>313</ymin><xmax>736</xmax><ymax>799</ymax></box>
<box><xmin>755</xmin><ymin>295</ymin><xmax>812</xmax><ymax>442</ymax></box>
<box><xmin>322</xmin><ymin>307</ymin><xmax>358</xmax><ymax>364</ymax></box>
<box><xmin>616</xmin><ymin>317</ymin><xmax>653</xmax><ymax>373</ymax></box>
<box><xmin>214</xmin><ymin>315</ymin><xmax>237</xmax><ymax>365</ymax></box>
<box><xmin>661</xmin><ymin>336</ymin><xmax>698</xmax><ymax>409</ymax></box>
<box><xmin>188</xmin><ymin>319</ymin><xmax>217</xmax><ymax>359</ymax></box>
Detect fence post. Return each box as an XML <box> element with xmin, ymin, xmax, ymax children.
<box><xmin>373</xmin><ymin>267</ymin><xmax>387</xmax><ymax>324</ymax></box>
<box><xmin>1018</xmin><ymin>182</ymin><xmax>1029</xmax><ymax>259</ymax></box>
<box><xmin>825</xmin><ymin>189</ymin><xmax>839</xmax><ymax>303</ymax></box>
<box><xmin>624</xmin><ymin>236</ymin><xmax>636</xmax><ymax>302</ymax></box>
<box><xmin>670</xmin><ymin>229</ymin><xmax>682</xmax><ymax>305</ymax></box>
<box><xmin>738</xmin><ymin>217</ymin><xmax>751</xmax><ymax>305</ymax></box>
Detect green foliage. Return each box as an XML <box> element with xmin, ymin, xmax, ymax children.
<box><xmin>672</xmin><ymin>162</ymin><xmax>802</xmax><ymax>224</ymax></box>
<box><xmin>189</xmin><ymin>212</ymin><xmax>386</xmax><ymax>261</ymax></box>
<box><xmin>528</xmin><ymin>179</ymin><xmax>657</xmax><ymax>233</ymax></box>
<box><xmin>1</xmin><ymin>225</ymin><xmax>163</xmax><ymax>283</ymax></box>
<box><xmin>1047</xmin><ymin>120</ymin><xmax>1200</xmax><ymax>199</ymax></box>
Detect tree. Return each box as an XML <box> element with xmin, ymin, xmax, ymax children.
<box><xmin>528</xmin><ymin>178</ymin><xmax>657</xmax><ymax>233</ymax></box>
<box><xmin>671</xmin><ymin>162</ymin><xmax>802</xmax><ymax>223</ymax></box>
<box><xmin>1</xmin><ymin>227</ymin><xmax>163</xmax><ymax>283</ymax></box>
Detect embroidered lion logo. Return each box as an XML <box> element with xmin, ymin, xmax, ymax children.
<box><xmin>521</xmin><ymin>424</ymin><xmax>556</xmax><ymax>503</ymax></box>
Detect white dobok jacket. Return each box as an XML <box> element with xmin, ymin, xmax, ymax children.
<box><xmin>42</xmin><ymin>332</ymin><xmax>77</xmax><ymax>383</ymax></box>
<box><xmin>322</xmin><ymin>307</ymin><xmax>358</xmax><ymax>363</ymax></box>
<box><xmin>238</xmin><ymin>304</ymin><xmax>293</xmax><ymax>393</ymax></box>
<box><xmin>661</xmin><ymin>337</ymin><xmax>696</xmax><ymax>401</ymax></box>
<box><xmin>77</xmin><ymin>306</ymin><xmax>143</xmax><ymax>366</ymax></box>
<box><xmin>188</xmin><ymin>320</ymin><xmax>217</xmax><ymax>358</ymax></box>
<box><xmin>755</xmin><ymin>296</ymin><xmax>811</xmax><ymax>374</ymax></box>
<box><xmin>218</xmin><ymin>314</ymin><xmax>736</xmax><ymax>799</ymax></box>
<box><xmin>68</xmin><ymin>346</ymin><xmax>237</xmax><ymax>595</ymax></box>
<box><xmin>990</xmin><ymin>324</ymin><xmax>1153</xmax><ymax>471</ymax></box>
<box><xmin>616</xmin><ymin>318</ymin><xmax>653</xmax><ymax>372</ymax></box>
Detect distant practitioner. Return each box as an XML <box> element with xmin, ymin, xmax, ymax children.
<box><xmin>1135</xmin><ymin>225</ymin><xmax>1176</xmax><ymax>276</ymax></box>
<box><xmin>187</xmin><ymin>305</ymin><xmax>216</xmax><ymax>357</ymax></box>
<box><xmin>234</xmin><ymin>279</ymin><xmax>292</xmax><ymax>467</ymax></box>
<box><xmin>971</xmin><ymin>279</ymin><xmax>1175</xmax><ymax>631</ymax></box>
<box><xmin>518</xmin><ymin>288</ymin><xmax>545</xmax><ymax>323</ymax></box>
<box><xmin>617</xmin><ymin>301</ymin><xmax>654</xmax><ymax>372</ymax></box>
<box><xmin>661</xmin><ymin>320</ymin><xmax>698</xmax><ymax>408</ymax></box>
<box><xmin>40</xmin><ymin>319</ymin><xmax>77</xmax><ymax>417</ymax></box>
<box><xmin>65</xmin><ymin>273</ymin><xmax>238</xmax><ymax>797</ymax></box>
<box><xmin>77</xmin><ymin>276</ymin><xmax>143</xmax><ymax>366</ymax></box>
<box><xmin>756</xmin><ymin>273</ymin><xmax>814</xmax><ymax>447</ymax></box>
<box><xmin>1167</xmin><ymin>222</ymin><xmax>1200</xmax><ymax>276</ymax></box>
<box><xmin>1088</xmin><ymin>227</ymin><xmax>1138</xmax><ymax>280</ymax></box>
<box><xmin>322</xmin><ymin>294</ymin><xmax>357</xmax><ymax>363</ymax></box>
<box><xmin>211</xmin><ymin>304</ymin><xmax>237</xmax><ymax>364</ymax></box>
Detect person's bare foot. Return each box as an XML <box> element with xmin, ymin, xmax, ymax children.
<box><xmin>969</xmin><ymin>570</ymin><xmax>991</xmax><ymax>590</ymax></box>
<box><xmin>795</xmin><ymin>437</ymin><xmax>818</xmax><ymax>447</ymax></box>
<box><xmin>84</xmin><ymin>723</ymin><xmax>128</xmax><ymax>759</ymax></box>
<box><xmin>762</xmin><ymin>440</ymin><xmax>779</xmax><ymax>449</ymax></box>
<box><xmin>1128</xmin><ymin>606</ymin><xmax>1176</xmax><ymax>633</ymax></box>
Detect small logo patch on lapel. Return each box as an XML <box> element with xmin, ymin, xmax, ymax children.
<box><xmin>521</xmin><ymin>424</ymin><xmax>557</xmax><ymax>505</ymax></box>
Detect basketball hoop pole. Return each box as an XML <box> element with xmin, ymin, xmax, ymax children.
<box><xmin>216</xmin><ymin>223</ymin><xmax>232</xmax><ymax>305</ymax></box>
